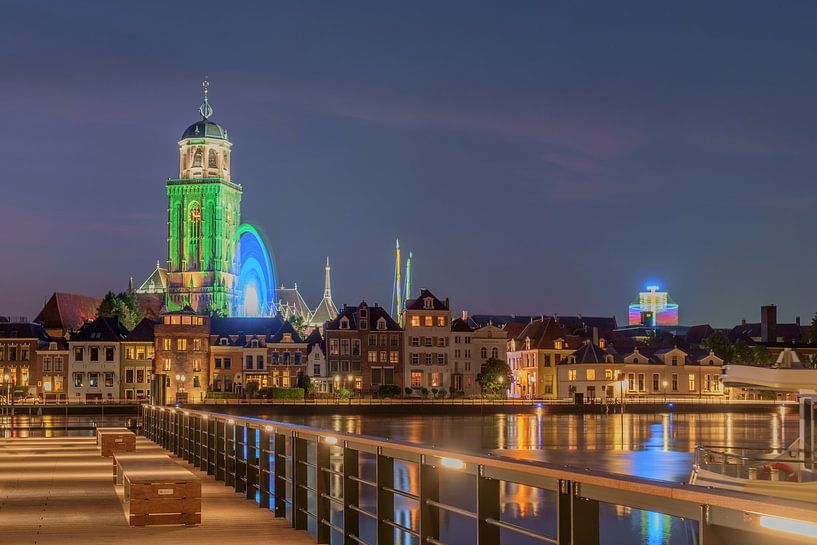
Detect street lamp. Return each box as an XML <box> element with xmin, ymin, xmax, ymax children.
<box><xmin>175</xmin><ymin>374</ymin><xmax>186</xmax><ymax>401</ymax></box>
<box><xmin>662</xmin><ymin>380</ymin><xmax>668</xmax><ymax>403</ymax></box>
<box><xmin>3</xmin><ymin>373</ymin><xmax>9</xmax><ymax>406</ymax></box>
<box><xmin>333</xmin><ymin>374</ymin><xmax>340</xmax><ymax>395</ymax></box>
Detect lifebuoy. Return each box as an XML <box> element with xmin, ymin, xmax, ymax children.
<box><xmin>759</xmin><ymin>462</ymin><xmax>797</xmax><ymax>481</ymax></box>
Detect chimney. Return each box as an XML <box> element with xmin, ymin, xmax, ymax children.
<box><xmin>741</xmin><ymin>319</ymin><xmax>746</xmax><ymax>326</ymax></box>
<box><xmin>461</xmin><ymin>310</ymin><xmax>468</xmax><ymax>320</ymax></box>
<box><xmin>592</xmin><ymin>326</ymin><xmax>599</xmax><ymax>346</ymax></box>
<box><xmin>761</xmin><ymin>304</ymin><xmax>777</xmax><ymax>343</ymax></box>
<box><xmin>796</xmin><ymin>316</ymin><xmax>801</xmax><ymax>326</ymax></box>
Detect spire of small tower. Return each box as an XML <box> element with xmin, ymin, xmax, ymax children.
<box><xmin>324</xmin><ymin>256</ymin><xmax>332</xmax><ymax>299</ymax></box>
<box><xmin>128</xmin><ymin>276</ymin><xmax>134</xmax><ymax>292</ymax></box>
<box><xmin>198</xmin><ymin>76</ymin><xmax>213</xmax><ymax>120</ymax></box>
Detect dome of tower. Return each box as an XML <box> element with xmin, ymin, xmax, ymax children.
<box><xmin>181</xmin><ymin>120</ymin><xmax>228</xmax><ymax>141</ymax></box>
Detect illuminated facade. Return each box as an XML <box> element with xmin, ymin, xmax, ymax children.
<box><xmin>627</xmin><ymin>285</ymin><xmax>679</xmax><ymax>326</ymax></box>
<box><xmin>157</xmin><ymin>80</ymin><xmax>276</xmax><ymax>316</ymax></box>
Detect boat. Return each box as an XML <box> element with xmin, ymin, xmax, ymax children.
<box><xmin>689</xmin><ymin>364</ymin><xmax>817</xmax><ymax>502</ymax></box>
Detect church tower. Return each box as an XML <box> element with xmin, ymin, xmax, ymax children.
<box><xmin>166</xmin><ymin>80</ymin><xmax>242</xmax><ymax>315</ymax></box>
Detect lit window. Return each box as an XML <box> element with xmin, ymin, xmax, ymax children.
<box><xmin>177</xmin><ymin>338</ymin><xmax>187</xmax><ymax>351</ymax></box>
<box><xmin>604</xmin><ymin>369</ymin><xmax>613</xmax><ymax>381</ymax></box>
<box><xmin>163</xmin><ymin>338</ymin><xmax>171</xmax><ymax>351</ymax></box>
<box><xmin>424</xmin><ymin>316</ymin><xmax>433</xmax><ymax>327</ymax></box>
<box><xmin>568</xmin><ymin>369</ymin><xmax>576</xmax><ymax>381</ymax></box>
<box><xmin>688</xmin><ymin>374</ymin><xmax>696</xmax><ymax>392</ymax></box>
<box><xmin>586</xmin><ymin>369</ymin><xmax>596</xmax><ymax>380</ymax></box>
<box><xmin>436</xmin><ymin>316</ymin><xmax>446</xmax><ymax>327</ymax></box>
<box><xmin>410</xmin><ymin>316</ymin><xmax>420</xmax><ymax>327</ymax></box>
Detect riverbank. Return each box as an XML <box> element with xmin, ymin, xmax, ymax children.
<box><xmin>182</xmin><ymin>399</ymin><xmax>793</xmax><ymax>416</ymax></box>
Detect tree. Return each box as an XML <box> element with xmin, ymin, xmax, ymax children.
<box><xmin>296</xmin><ymin>372</ymin><xmax>313</xmax><ymax>393</ymax></box>
<box><xmin>97</xmin><ymin>291</ymin><xmax>142</xmax><ymax>330</ymax></box>
<box><xmin>702</xmin><ymin>331</ymin><xmax>734</xmax><ymax>363</ymax></box>
<box><xmin>810</xmin><ymin>313</ymin><xmax>817</xmax><ymax>344</ymax></box>
<box><xmin>288</xmin><ymin>315</ymin><xmax>307</xmax><ymax>338</ymax></box>
<box><xmin>244</xmin><ymin>381</ymin><xmax>260</xmax><ymax>399</ymax></box>
<box><xmin>732</xmin><ymin>339</ymin><xmax>754</xmax><ymax>364</ymax></box>
<box><xmin>476</xmin><ymin>357</ymin><xmax>512</xmax><ymax>394</ymax></box>
<box><xmin>751</xmin><ymin>346</ymin><xmax>773</xmax><ymax>366</ymax></box>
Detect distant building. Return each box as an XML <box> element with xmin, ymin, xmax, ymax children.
<box><xmin>34</xmin><ymin>292</ymin><xmax>101</xmax><ymax>338</ymax></box>
<box><xmin>305</xmin><ymin>329</ymin><xmax>329</xmax><ymax>393</ymax></box>
<box><xmin>506</xmin><ymin>317</ymin><xmax>579</xmax><ymax>399</ymax></box>
<box><xmin>36</xmin><ymin>336</ymin><xmax>68</xmax><ymax>402</ymax></box>
<box><xmin>402</xmin><ymin>289</ymin><xmax>450</xmax><ymax>393</ymax></box>
<box><xmin>309</xmin><ymin>257</ymin><xmax>339</xmax><ymax>328</ymax></box>
<box><xmin>325</xmin><ymin>302</ymin><xmax>403</xmax><ymax>393</ymax></box>
<box><xmin>451</xmin><ymin>316</ymin><xmax>507</xmax><ymax>395</ymax></box>
<box><xmin>153</xmin><ymin>309</ymin><xmax>210</xmax><ymax>403</ymax></box>
<box><xmin>556</xmin><ymin>342</ymin><xmax>724</xmax><ymax>400</ymax></box>
<box><xmin>0</xmin><ymin>321</ymin><xmax>51</xmax><ymax>399</ymax></box>
<box><xmin>121</xmin><ymin>318</ymin><xmax>156</xmax><ymax>401</ymax></box>
<box><xmin>68</xmin><ymin>316</ymin><xmax>129</xmax><ymax>402</ymax></box>
<box><xmin>135</xmin><ymin>261</ymin><xmax>168</xmax><ymax>295</ymax></box>
<box><xmin>209</xmin><ymin>316</ymin><xmax>306</xmax><ymax>392</ymax></box>
<box><xmin>276</xmin><ymin>284</ymin><xmax>311</xmax><ymax>324</ymax></box>
<box><xmin>628</xmin><ymin>285</ymin><xmax>679</xmax><ymax>326</ymax></box>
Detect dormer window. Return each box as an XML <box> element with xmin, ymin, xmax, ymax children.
<box><xmin>359</xmin><ymin>308</ymin><xmax>368</xmax><ymax>319</ymax></box>
<box><xmin>49</xmin><ymin>342</ymin><xmax>57</xmax><ymax>351</ymax></box>
<box><xmin>340</xmin><ymin>317</ymin><xmax>350</xmax><ymax>330</ymax></box>
<box><xmin>283</xmin><ymin>333</ymin><xmax>292</xmax><ymax>342</ymax></box>
<box><xmin>525</xmin><ymin>338</ymin><xmax>531</xmax><ymax>350</ymax></box>
<box><xmin>376</xmin><ymin>318</ymin><xmax>386</xmax><ymax>331</ymax></box>
<box><xmin>423</xmin><ymin>298</ymin><xmax>433</xmax><ymax>309</ymax></box>
<box><xmin>554</xmin><ymin>339</ymin><xmax>563</xmax><ymax>350</ymax></box>
<box><xmin>250</xmin><ymin>339</ymin><xmax>259</xmax><ymax>348</ymax></box>
<box><xmin>219</xmin><ymin>338</ymin><xmax>228</xmax><ymax>346</ymax></box>
<box><xmin>633</xmin><ymin>357</ymin><xmax>639</xmax><ymax>364</ymax></box>
<box><xmin>599</xmin><ymin>339</ymin><xmax>606</xmax><ymax>349</ymax></box>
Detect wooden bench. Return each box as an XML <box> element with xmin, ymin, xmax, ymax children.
<box><xmin>98</xmin><ymin>429</ymin><xmax>136</xmax><ymax>457</ymax></box>
<box><xmin>112</xmin><ymin>452</ymin><xmax>171</xmax><ymax>484</ymax></box>
<box><xmin>118</xmin><ymin>456</ymin><xmax>202</xmax><ymax>526</ymax></box>
<box><xmin>96</xmin><ymin>427</ymin><xmax>129</xmax><ymax>446</ymax></box>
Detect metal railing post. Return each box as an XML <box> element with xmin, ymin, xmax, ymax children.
<box><xmin>558</xmin><ymin>479</ymin><xmax>571</xmax><ymax>544</ymax></box>
<box><xmin>419</xmin><ymin>459</ymin><xmax>440</xmax><ymax>544</ymax></box>
<box><xmin>316</xmin><ymin>437</ymin><xmax>331</xmax><ymax>544</ymax></box>
<box><xmin>273</xmin><ymin>432</ymin><xmax>287</xmax><ymax>518</ymax></box>
<box><xmin>292</xmin><ymin>434</ymin><xmax>309</xmax><ymax>530</ymax></box>
<box><xmin>343</xmin><ymin>447</ymin><xmax>359</xmax><ymax>545</ymax></box>
<box><xmin>259</xmin><ymin>427</ymin><xmax>271</xmax><ymax>509</ymax></box>
<box><xmin>216</xmin><ymin>419</ymin><xmax>226</xmax><ymax>480</ymax></box>
<box><xmin>245</xmin><ymin>426</ymin><xmax>257</xmax><ymax>501</ymax></box>
<box><xmin>571</xmin><ymin>483</ymin><xmax>599</xmax><ymax>545</ymax></box>
<box><xmin>376</xmin><ymin>452</ymin><xmax>395</xmax><ymax>545</ymax></box>
<box><xmin>225</xmin><ymin>420</ymin><xmax>236</xmax><ymax>487</ymax></box>
<box><xmin>476</xmin><ymin>467</ymin><xmax>500</xmax><ymax>545</ymax></box>
<box><xmin>235</xmin><ymin>424</ymin><xmax>247</xmax><ymax>494</ymax></box>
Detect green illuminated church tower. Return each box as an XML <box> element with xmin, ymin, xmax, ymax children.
<box><xmin>165</xmin><ymin>80</ymin><xmax>241</xmax><ymax>315</ymax></box>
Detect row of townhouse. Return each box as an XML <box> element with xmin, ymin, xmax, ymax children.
<box><xmin>505</xmin><ymin>316</ymin><xmax>726</xmax><ymax>400</ymax></box>
<box><xmin>323</xmin><ymin>289</ymin><xmax>508</xmax><ymax>395</ymax></box>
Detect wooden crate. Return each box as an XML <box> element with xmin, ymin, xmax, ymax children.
<box><xmin>96</xmin><ymin>427</ymin><xmax>129</xmax><ymax>446</ymax></box>
<box><xmin>120</xmin><ymin>462</ymin><xmax>202</xmax><ymax>527</ymax></box>
<box><xmin>99</xmin><ymin>431</ymin><xmax>136</xmax><ymax>457</ymax></box>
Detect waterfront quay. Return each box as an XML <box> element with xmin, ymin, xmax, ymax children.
<box><xmin>0</xmin><ymin>434</ymin><xmax>311</xmax><ymax>545</ymax></box>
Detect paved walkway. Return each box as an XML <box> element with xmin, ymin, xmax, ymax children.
<box><xmin>0</xmin><ymin>435</ymin><xmax>313</xmax><ymax>545</ymax></box>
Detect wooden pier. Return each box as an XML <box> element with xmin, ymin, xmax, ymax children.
<box><xmin>0</xmin><ymin>435</ymin><xmax>313</xmax><ymax>545</ymax></box>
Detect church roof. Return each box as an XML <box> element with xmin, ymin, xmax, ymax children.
<box><xmin>181</xmin><ymin>120</ymin><xmax>228</xmax><ymax>141</ymax></box>
<box><xmin>276</xmin><ymin>285</ymin><xmax>311</xmax><ymax>322</ymax></box>
<box><xmin>136</xmin><ymin>262</ymin><xmax>168</xmax><ymax>294</ymax></box>
<box><xmin>310</xmin><ymin>297</ymin><xmax>339</xmax><ymax>327</ymax></box>
<box><xmin>34</xmin><ymin>292</ymin><xmax>101</xmax><ymax>334</ymax></box>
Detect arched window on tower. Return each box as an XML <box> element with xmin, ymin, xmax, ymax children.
<box><xmin>189</xmin><ymin>203</ymin><xmax>202</xmax><ymax>270</ymax></box>
<box><xmin>208</xmin><ymin>149</ymin><xmax>217</xmax><ymax>169</ymax></box>
<box><xmin>193</xmin><ymin>148</ymin><xmax>203</xmax><ymax>168</ymax></box>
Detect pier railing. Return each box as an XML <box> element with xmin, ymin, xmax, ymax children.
<box><xmin>141</xmin><ymin>405</ymin><xmax>817</xmax><ymax>545</ymax></box>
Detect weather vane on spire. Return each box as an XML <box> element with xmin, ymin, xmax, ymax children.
<box><xmin>198</xmin><ymin>76</ymin><xmax>213</xmax><ymax>120</ymax></box>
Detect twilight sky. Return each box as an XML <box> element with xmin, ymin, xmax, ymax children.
<box><xmin>1</xmin><ymin>1</ymin><xmax>816</xmax><ymax>327</ymax></box>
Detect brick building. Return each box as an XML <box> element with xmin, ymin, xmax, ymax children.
<box><xmin>402</xmin><ymin>289</ymin><xmax>450</xmax><ymax>393</ymax></box>
<box><xmin>153</xmin><ymin>308</ymin><xmax>210</xmax><ymax>403</ymax></box>
<box><xmin>325</xmin><ymin>302</ymin><xmax>402</xmax><ymax>393</ymax></box>
<box><xmin>0</xmin><ymin>322</ymin><xmax>51</xmax><ymax>401</ymax></box>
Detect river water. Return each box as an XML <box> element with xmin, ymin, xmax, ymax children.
<box><xmin>262</xmin><ymin>410</ymin><xmax>798</xmax><ymax>545</ymax></box>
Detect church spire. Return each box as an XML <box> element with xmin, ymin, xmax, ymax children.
<box><xmin>198</xmin><ymin>76</ymin><xmax>213</xmax><ymax>120</ymax></box>
<box><xmin>324</xmin><ymin>256</ymin><xmax>332</xmax><ymax>299</ymax></box>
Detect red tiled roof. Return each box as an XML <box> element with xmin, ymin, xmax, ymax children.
<box><xmin>34</xmin><ymin>292</ymin><xmax>101</xmax><ymax>333</ymax></box>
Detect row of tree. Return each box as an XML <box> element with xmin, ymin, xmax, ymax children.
<box><xmin>701</xmin><ymin>330</ymin><xmax>817</xmax><ymax>367</ymax></box>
